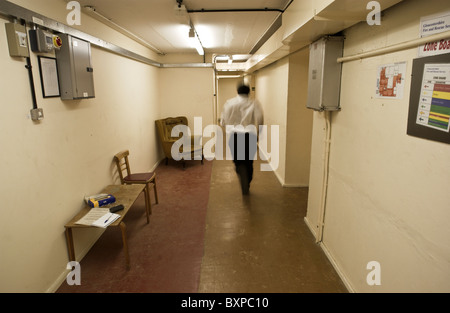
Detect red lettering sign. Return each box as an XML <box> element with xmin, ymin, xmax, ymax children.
<box><xmin>439</xmin><ymin>39</ymin><xmax>450</xmax><ymax>50</ymax></box>
<box><xmin>424</xmin><ymin>42</ymin><xmax>438</xmax><ymax>51</ymax></box>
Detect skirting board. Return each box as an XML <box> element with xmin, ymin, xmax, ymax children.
<box><xmin>258</xmin><ymin>146</ymin><xmax>309</xmax><ymax>188</ymax></box>
<box><xmin>303</xmin><ymin>216</ymin><xmax>355</xmax><ymax>293</ymax></box>
<box><xmin>258</xmin><ymin>148</ymin><xmax>285</xmax><ymax>186</ymax></box>
<box><xmin>303</xmin><ymin>215</ymin><xmax>318</xmax><ymax>239</ymax></box>
<box><xmin>47</xmin><ymin>230</ymin><xmax>104</xmax><ymax>293</ymax></box>
<box><xmin>150</xmin><ymin>158</ymin><xmax>164</xmax><ymax>172</ymax></box>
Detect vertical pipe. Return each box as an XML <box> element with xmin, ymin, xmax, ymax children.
<box><xmin>317</xmin><ymin>110</ymin><xmax>332</xmax><ymax>243</ymax></box>
<box><xmin>212</xmin><ymin>55</ymin><xmax>218</xmax><ymax>124</ymax></box>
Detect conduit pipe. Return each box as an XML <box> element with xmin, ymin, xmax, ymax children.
<box><xmin>337</xmin><ymin>30</ymin><xmax>450</xmax><ymax>63</ymax></box>
<box><xmin>83</xmin><ymin>6</ymin><xmax>165</xmax><ymax>55</ymax></box>
<box><xmin>317</xmin><ymin>111</ymin><xmax>332</xmax><ymax>243</ymax></box>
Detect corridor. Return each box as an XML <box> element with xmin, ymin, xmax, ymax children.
<box><xmin>57</xmin><ymin>158</ymin><xmax>346</xmax><ymax>293</ymax></box>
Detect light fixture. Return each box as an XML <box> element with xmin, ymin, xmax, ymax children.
<box><xmin>189</xmin><ymin>26</ymin><xmax>204</xmax><ymax>56</ymax></box>
<box><xmin>217</xmin><ymin>75</ymin><xmax>242</xmax><ymax>79</ymax></box>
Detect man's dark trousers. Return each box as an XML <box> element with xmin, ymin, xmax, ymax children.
<box><xmin>230</xmin><ymin>132</ymin><xmax>257</xmax><ymax>195</ymax></box>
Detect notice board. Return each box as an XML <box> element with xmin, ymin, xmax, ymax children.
<box><xmin>407</xmin><ymin>53</ymin><xmax>450</xmax><ymax>144</ymax></box>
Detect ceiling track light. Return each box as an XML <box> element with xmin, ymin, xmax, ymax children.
<box><xmin>188</xmin><ymin>20</ymin><xmax>204</xmax><ymax>56</ymax></box>
<box><xmin>176</xmin><ymin>1</ymin><xmax>203</xmax><ymax>56</ymax></box>
<box><xmin>189</xmin><ymin>28</ymin><xmax>195</xmax><ymax>38</ymax></box>
<box><xmin>189</xmin><ymin>27</ymin><xmax>204</xmax><ymax>56</ymax></box>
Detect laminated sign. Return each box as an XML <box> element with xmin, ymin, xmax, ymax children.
<box><xmin>416</xmin><ymin>63</ymin><xmax>450</xmax><ymax>132</ymax></box>
<box><xmin>419</xmin><ymin>11</ymin><xmax>450</xmax><ymax>57</ymax></box>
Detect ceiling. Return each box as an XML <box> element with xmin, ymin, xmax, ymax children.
<box><xmin>74</xmin><ymin>0</ymin><xmax>292</xmax><ymax>56</ymax></box>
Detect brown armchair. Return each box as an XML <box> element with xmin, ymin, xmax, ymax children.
<box><xmin>155</xmin><ymin>116</ymin><xmax>203</xmax><ymax>167</ymax></box>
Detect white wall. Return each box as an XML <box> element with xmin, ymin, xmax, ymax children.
<box><xmin>285</xmin><ymin>48</ymin><xmax>313</xmax><ymax>186</ymax></box>
<box><xmin>306</xmin><ymin>0</ymin><xmax>450</xmax><ymax>292</ymax></box>
<box><xmin>255</xmin><ymin>58</ymin><xmax>289</xmax><ymax>183</ymax></box>
<box><xmin>158</xmin><ymin>53</ymin><xmax>215</xmax><ymax>145</ymax></box>
<box><xmin>0</xmin><ymin>0</ymin><xmax>160</xmax><ymax>292</ymax></box>
<box><xmin>254</xmin><ymin>49</ymin><xmax>313</xmax><ymax>187</ymax></box>
<box><xmin>158</xmin><ymin>66</ymin><xmax>214</xmax><ymax>129</ymax></box>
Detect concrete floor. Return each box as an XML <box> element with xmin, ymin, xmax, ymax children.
<box><xmin>199</xmin><ymin>159</ymin><xmax>348</xmax><ymax>293</ymax></box>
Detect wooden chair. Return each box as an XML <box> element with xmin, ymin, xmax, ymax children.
<box><xmin>113</xmin><ymin>150</ymin><xmax>158</xmax><ymax>217</ymax></box>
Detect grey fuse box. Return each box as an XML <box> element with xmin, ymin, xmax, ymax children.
<box><xmin>56</xmin><ymin>34</ymin><xmax>95</xmax><ymax>100</ymax></box>
<box><xmin>306</xmin><ymin>36</ymin><xmax>344</xmax><ymax>111</ymax></box>
<box><xmin>29</xmin><ymin>28</ymin><xmax>57</xmax><ymax>53</ymax></box>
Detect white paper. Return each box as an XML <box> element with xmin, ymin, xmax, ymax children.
<box><xmin>92</xmin><ymin>213</ymin><xmax>120</xmax><ymax>228</ymax></box>
<box><xmin>75</xmin><ymin>208</ymin><xmax>110</xmax><ymax>226</ymax></box>
<box><xmin>40</xmin><ymin>57</ymin><xmax>60</xmax><ymax>97</ymax></box>
<box><xmin>418</xmin><ymin>11</ymin><xmax>450</xmax><ymax>57</ymax></box>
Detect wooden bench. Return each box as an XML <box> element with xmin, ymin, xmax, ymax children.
<box><xmin>64</xmin><ymin>184</ymin><xmax>148</xmax><ymax>269</ymax></box>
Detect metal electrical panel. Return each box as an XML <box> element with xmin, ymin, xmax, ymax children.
<box><xmin>5</xmin><ymin>23</ymin><xmax>29</xmax><ymax>57</ymax></box>
<box><xmin>29</xmin><ymin>28</ymin><xmax>61</xmax><ymax>53</ymax></box>
<box><xmin>306</xmin><ymin>36</ymin><xmax>344</xmax><ymax>111</ymax></box>
<box><xmin>56</xmin><ymin>34</ymin><xmax>95</xmax><ymax>100</ymax></box>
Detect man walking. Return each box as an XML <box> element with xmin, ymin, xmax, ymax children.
<box><xmin>220</xmin><ymin>84</ymin><xmax>264</xmax><ymax>195</ymax></box>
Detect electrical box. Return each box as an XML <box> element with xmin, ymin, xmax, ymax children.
<box><xmin>29</xmin><ymin>28</ymin><xmax>62</xmax><ymax>53</ymax></box>
<box><xmin>30</xmin><ymin>108</ymin><xmax>44</xmax><ymax>121</ymax></box>
<box><xmin>56</xmin><ymin>34</ymin><xmax>95</xmax><ymax>100</ymax></box>
<box><xmin>306</xmin><ymin>36</ymin><xmax>344</xmax><ymax>111</ymax></box>
<box><xmin>5</xmin><ymin>23</ymin><xmax>29</xmax><ymax>57</ymax></box>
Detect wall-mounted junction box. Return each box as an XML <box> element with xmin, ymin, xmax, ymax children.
<box><xmin>56</xmin><ymin>34</ymin><xmax>95</xmax><ymax>100</ymax></box>
<box><xmin>306</xmin><ymin>36</ymin><xmax>344</xmax><ymax>111</ymax></box>
<box><xmin>29</xmin><ymin>28</ymin><xmax>60</xmax><ymax>53</ymax></box>
<box><xmin>5</xmin><ymin>23</ymin><xmax>29</xmax><ymax>57</ymax></box>
<box><xmin>30</xmin><ymin>108</ymin><xmax>44</xmax><ymax>121</ymax></box>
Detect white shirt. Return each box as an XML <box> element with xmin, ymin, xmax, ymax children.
<box><xmin>220</xmin><ymin>95</ymin><xmax>264</xmax><ymax>135</ymax></box>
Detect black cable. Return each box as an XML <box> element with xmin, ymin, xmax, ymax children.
<box><xmin>20</xmin><ymin>18</ymin><xmax>38</xmax><ymax>111</ymax></box>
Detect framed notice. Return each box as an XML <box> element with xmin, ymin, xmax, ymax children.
<box><xmin>407</xmin><ymin>53</ymin><xmax>450</xmax><ymax>144</ymax></box>
<box><xmin>38</xmin><ymin>56</ymin><xmax>60</xmax><ymax>98</ymax></box>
